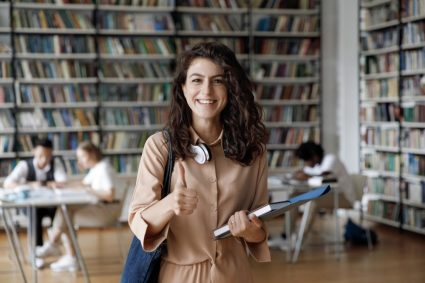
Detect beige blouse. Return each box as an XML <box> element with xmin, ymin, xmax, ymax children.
<box><xmin>128</xmin><ymin>130</ymin><xmax>271</xmax><ymax>283</ymax></box>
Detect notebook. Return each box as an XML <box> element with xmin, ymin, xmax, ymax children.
<box><xmin>213</xmin><ymin>184</ymin><xmax>331</xmax><ymax>240</ymax></box>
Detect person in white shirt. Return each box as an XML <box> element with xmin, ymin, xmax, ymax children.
<box><xmin>35</xmin><ymin>141</ymin><xmax>118</xmax><ymax>272</ymax></box>
<box><xmin>293</xmin><ymin>141</ymin><xmax>355</xmax><ymax>239</ymax></box>
<box><xmin>3</xmin><ymin>138</ymin><xmax>67</xmax><ymax>250</ymax></box>
<box><xmin>293</xmin><ymin>141</ymin><xmax>355</xmax><ymax>204</ymax></box>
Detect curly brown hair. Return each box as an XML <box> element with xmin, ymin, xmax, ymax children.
<box><xmin>166</xmin><ymin>41</ymin><xmax>267</xmax><ymax>166</ymax></box>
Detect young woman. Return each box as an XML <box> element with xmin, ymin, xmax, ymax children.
<box><xmin>36</xmin><ymin>141</ymin><xmax>118</xmax><ymax>272</ymax></box>
<box><xmin>128</xmin><ymin>42</ymin><xmax>271</xmax><ymax>283</ymax></box>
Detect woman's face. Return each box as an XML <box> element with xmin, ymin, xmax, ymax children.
<box><xmin>76</xmin><ymin>148</ymin><xmax>93</xmax><ymax>170</ymax></box>
<box><xmin>182</xmin><ymin>58</ymin><xmax>228</xmax><ymax>125</ymax></box>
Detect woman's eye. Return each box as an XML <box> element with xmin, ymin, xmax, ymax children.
<box><xmin>192</xmin><ymin>79</ymin><xmax>201</xmax><ymax>83</ymax></box>
<box><xmin>213</xmin><ymin>79</ymin><xmax>223</xmax><ymax>84</ymax></box>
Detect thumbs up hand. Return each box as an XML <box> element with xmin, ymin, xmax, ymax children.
<box><xmin>171</xmin><ymin>161</ymin><xmax>198</xmax><ymax>216</ymax></box>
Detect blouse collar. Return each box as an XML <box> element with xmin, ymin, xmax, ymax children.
<box><xmin>189</xmin><ymin>127</ymin><xmax>223</xmax><ymax>147</ymax></box>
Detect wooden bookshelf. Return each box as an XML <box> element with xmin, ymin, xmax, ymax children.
<box><xmin>0</xmin><ymin>0</ymin><xmax>323</xmax><ymax>180</ymax></box>
<box><xmin>252</xmin><ymin>0</ymin><xmax>321</xmax><ymax>173</ymax></box>
<box><xmin>360</xmin><ymin>0</ymin><xmax>425</xmax><ymax>234</ymax></box>
<box><xmin>0</xmin><ymin>0</ymin><xmax>15</xmax><ymax>183</ymax></box>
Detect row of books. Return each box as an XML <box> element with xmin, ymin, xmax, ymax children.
<box><xmin>361</xmin><ymin>126</ymin><xmax>398</xmax><ymax>147</ymax></box>
<box><xmin>109</xmin><ymin>155</ymin><xmax>140</xmax><ymax>174</ymax></box>
<box><xmin>99</xmin><ymin>84</ymin><xmax>171</xmax><ymax>102</ymax></box>
<box><xmin>255</xmin><ymin>84</ymin><xmax>319</xmax><ymax>100</ymax></box>
<box><xmin>0</xmin><ymin>86</ymin><xmax>14</xmax><ymax>104</ymax></box>
<box><xmin>403</xmin><ymin>206</ymin><xmax>425</xmax><ymax>229</ymax></box>
<box><xmin>18</xmin><ymin>84</ymin><xmax>96</xmax><ymax>104</ymax></box>
<box><xmin>14</xmin><ymin>35</ymin><xmax>95</xmax><ymax>54</ymax></box>
<box><xmin>401</xmin><ymin>49</ymin><xmax>425</xmax><ymax>71</ymax></box>
<box><xmin>0</xmin><ymin>160</ymin><xmax>17</xmax><ymax>179</ymax></box>
<box><xmin>360</xmin><ymin>103</ymin><xmax>399</xmax><ymax>122</ymax></box>
<box><xmin>102</xmin><ymin>131</ymin><xmax>152</xmax><ymax>150</ymax></box>
<box><xmin>268</xmin><ymin>127</ymin><xmax>319</xmax><ymax>145</ymax></box>
<box><xmin>402</xmin><ymin>76</ymin><xmax>425</xmax><ymax>97</ymax></box>
<box><xmin>98</xmin><ymin>37</ymin><xmax>175</xmax><ymax>56</ymax></box>
<box><xmin>401</xmin><ymin>0</ymin><xmax>425</xmax><ymax>18</ymax></box>
<box><xmin>17</xmin><ymin>60</ymin><xmax>96</xmax><ymax>79</ymax></box>
<box><xmin>254</xmin><ymin>62</ymin><xmax>316</xmax><ymax>78</ymax></box>
<box><xmin>404</xmin><ymin>181</ymin><xmax>425</xmax><ymax>204</ymax></box>
<box><xmin>1</xmin><ymin>62</ymin><xmax>11</xmax><ymax>78</ymax></box>
<box><xmin>18</xmin><ymin>132</ymin><xmax>100</xmax><ymax>152</ymax></box>
<box><xmin>175</xmin><ymin>38</ymin><xmax>247</xmax><ymax>55</ymax></box>
<box><xmin>401</xmin><ymin>128</ymin><xmax>425</xmax><ymax>149</ymax></box>
<box><xmin>179</xmin><ymin>14</ymin><xmax>243</xmax><ymax>32</ymax></box>
<box><xmin>403</xmin><ymin>104</ymin><xmax>425</xmax><ymax>122</ymax></box>
<box><xmin>99</xmin><ymin>13</ymin><xmax>174</xmax><ymax>31</ymax></box>
<box><xmin>0</xmin><ymin>135</ymin><xmax>14</xmax><ymax>154</ymax></box>
<box><xmin>256</xmin><ymin>15</ymin><xmax>318</xmax><ymax>33</ymax></box>
<box><xmin>100</xmin><ymin>107</ymin><xmax>168</xmax><ymax>126</ymax></box>
<box><xmin>254</xmin><ymin>38</ymin><xmax>319</xmax><ymax>56</ymax></box>
<box><xmin>99</xmin><ymin>0</ymin><xmax>173</xmax><ymax>6</ymax></box>
<box><xmin>263</xmin><ymin>105</ymin><xmax>318</xmax><ymax>122</ymax></box>
<box><xmin>0</xmin><ymin>42</ymin><xmax>12</xmax><ymax>55</ymax></box>
<box><xmin>362</xmin><ymin>152</ymin><xmax>400</xmax><ymax>172</ymax></box>
<box><xmin>14</xmin><ymin>0</ymin><xmax>93</xmax><ymax>4</ymax></box>
<box><xmin>402</xmin><ymin>22</ymin><xmax>425</xmax><ymax>46</ymax></box>
<box><xmin>253</xmin><ymin>0</ymin><xmax>317</xmax><ymax>9</ymax></box>
<box><xmin>367</xmin><ymin>200</ymin><xmax>400</xmax><ymax>222</ymax></box>
<box><xmin>362</xmin><ymin>3</ymin><xmax>398</xmax><ymax>28</ymax></box>
<box><xmin>267</xmin><ymin>150</ymin><xmax>302</xmax><ymax>169</ymax></box>
<box><xmin>366</xmin><ymin>176</ymin><xmax>399</xmax><ymax>197</ymax></box>
<box><xmin>361</xmin><ymin>78</ymin><xmax>398</xmax><ymax>99</ymax></box>
<box><xmin>180</xmin><ymin>0</ymin><xmax>246</xmax><ymax>8</ymax></box>
<box><xmin>364</xmin><ymin>53</ymin><xmax>399</xmax><ymax>74</ymax></box>
<box><xmin>0</xmin><ymin>110</ymin><xmax>14</xmax><ymax>129</ymax></box>
<box><xmin>99</xmin><ymin>62</ymin><xmax>172</xmax><ymax>78</ymax></box>
<box><xmin>360</xmin><ymin>28</ymin><xmax>398</xmax><ymax>51</ymax></box>
<box><xmin>13</xmin><ymin>10</ymin><xmax>93</xmax><ymax>29</ymax></box>
<box><xmin>17</xmin><ymin>108</ymin><xmax>96</xmax><ymax>129</ymax></box>
<box><xmin>403</xmin><ymin>153</ymin><xmax>425</xmax><ymax>176</ymax></box>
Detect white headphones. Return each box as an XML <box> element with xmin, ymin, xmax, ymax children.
<box><xmin>190</xmin><ymin>143</ymin><xmax>212</xmax><ymax>164</ymax></box>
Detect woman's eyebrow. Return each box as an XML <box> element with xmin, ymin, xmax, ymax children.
<box><xmin>189</xmin><ymin>73</ymin><xmax>224</xmax><ymax>78</ymax></box>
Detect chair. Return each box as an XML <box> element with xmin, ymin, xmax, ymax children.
<box><xmin>72</xmin><ymin>180</ymin><xmax>133</xmax><ymax>261</ymax></box>
<box><xmin>292</xmin><ymin>173</ymin><xmax>370</xmax><ymax>262</ymax></box>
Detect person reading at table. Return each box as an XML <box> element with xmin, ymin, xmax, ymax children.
<box><xmin>293</xmin><ymin>141</ymin><xmax>355</xmax><ymax>204</ymax></box>
<box><xmin>35</xmin><ymin>141</ymin><xmax>118</xmax><ymax>272</ymax></box>
<box><xmin>3</xmin><ymin>138</ymin><xmax>67</xmax><ymax>251</ymax></box>
<box><xmin>293</xmin><ymin>141</ymin><xmax>355</xmax><ymax>237</ymax></box>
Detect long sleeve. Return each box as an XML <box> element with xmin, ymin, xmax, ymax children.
<box><xmin>245</xmin><ymin>151</ymin><xmax>271</xmax><ymax>262</ymax></box>
<box><xmin>128</xmin><ymin>132</ymin><xmax>170</xmax><ymax>251</ymax></box>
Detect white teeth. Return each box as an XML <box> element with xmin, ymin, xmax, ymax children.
<box><xmin>198</xmin><ymin>99</ymin><xmax>215</xmax><ymax>104</ymax></box>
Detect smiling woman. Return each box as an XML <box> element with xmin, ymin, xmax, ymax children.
<box><xmin>127</xmin><ymin>42</ymin><xmax>270</xmax><ymax>283</ymax></box>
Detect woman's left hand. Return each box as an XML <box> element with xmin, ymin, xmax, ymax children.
<box><xmin>228</xmin><ymin>211</ymin><xmax>266</xmax><ymax>243</ymax></box>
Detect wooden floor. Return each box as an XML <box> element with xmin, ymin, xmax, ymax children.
<box><xmin>1</xmin><ymin>214</ymin><xmax>424</xmax><ymax>283</ymax></box>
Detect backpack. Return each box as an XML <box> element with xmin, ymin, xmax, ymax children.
<box><xmin>344</xmin><ymin>218</ymin><xmax>378</xmax><ymax>246</ymax></box>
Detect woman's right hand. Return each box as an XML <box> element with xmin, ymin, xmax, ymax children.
<box><xmin>171</xmin><ymin>162</ymin><xmax>198</xmax><ymax>216</ymax></box>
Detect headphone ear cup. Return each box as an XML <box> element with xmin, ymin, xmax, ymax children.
<box><xmin>198</xmin><ymin>143</ymin><xmax>212</xmax><ymax>162</ymax></box>
<box><xmin>190</xmin><ymin>144</ymin><xmax>207</xmax><ymax>164</ymax></box>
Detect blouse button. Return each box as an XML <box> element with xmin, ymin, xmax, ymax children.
<box><xmin>208</xmin><ymin>176</ymin><xmax>216</xmax><ymax>183</ymax></box>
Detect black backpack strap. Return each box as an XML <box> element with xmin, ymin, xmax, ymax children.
<box><xmin>162</xmin><ymin>129</ymin><xmax>174</xmax><ymax>198</ymax></box>
<box><xmin>25</xmin><ymin>159</ymin><xmax>36</xmax><ymax>182</ymax></box>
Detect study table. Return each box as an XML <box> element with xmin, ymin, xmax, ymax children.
<box><xmin>0</xmin><ymin>187</ymin><xmax>98</xmax><ymax>283</ymax></box>
<box><xmin>267</xmin><ymin>176</ymin><xmax>340</xmax><ymax>263</ymax></box>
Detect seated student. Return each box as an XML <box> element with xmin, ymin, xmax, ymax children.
<box><xmin>292</xmin><ymin>141</ymin><xmax>355</xmax><ymax>238</ymax></box>
<box><xmin>36</xmin><ymin>141</ymin><xmax>117</xmax><ymax>272</ymax></box>
<box><xmin>293</xmin><ymin>141</ymin><xmax>355</xmax><ymax>205</ymax></box>
<box><xmin>3</xmin><ymin>138</ymin><xmax>67</xmax><ymax>252</ymax></box>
